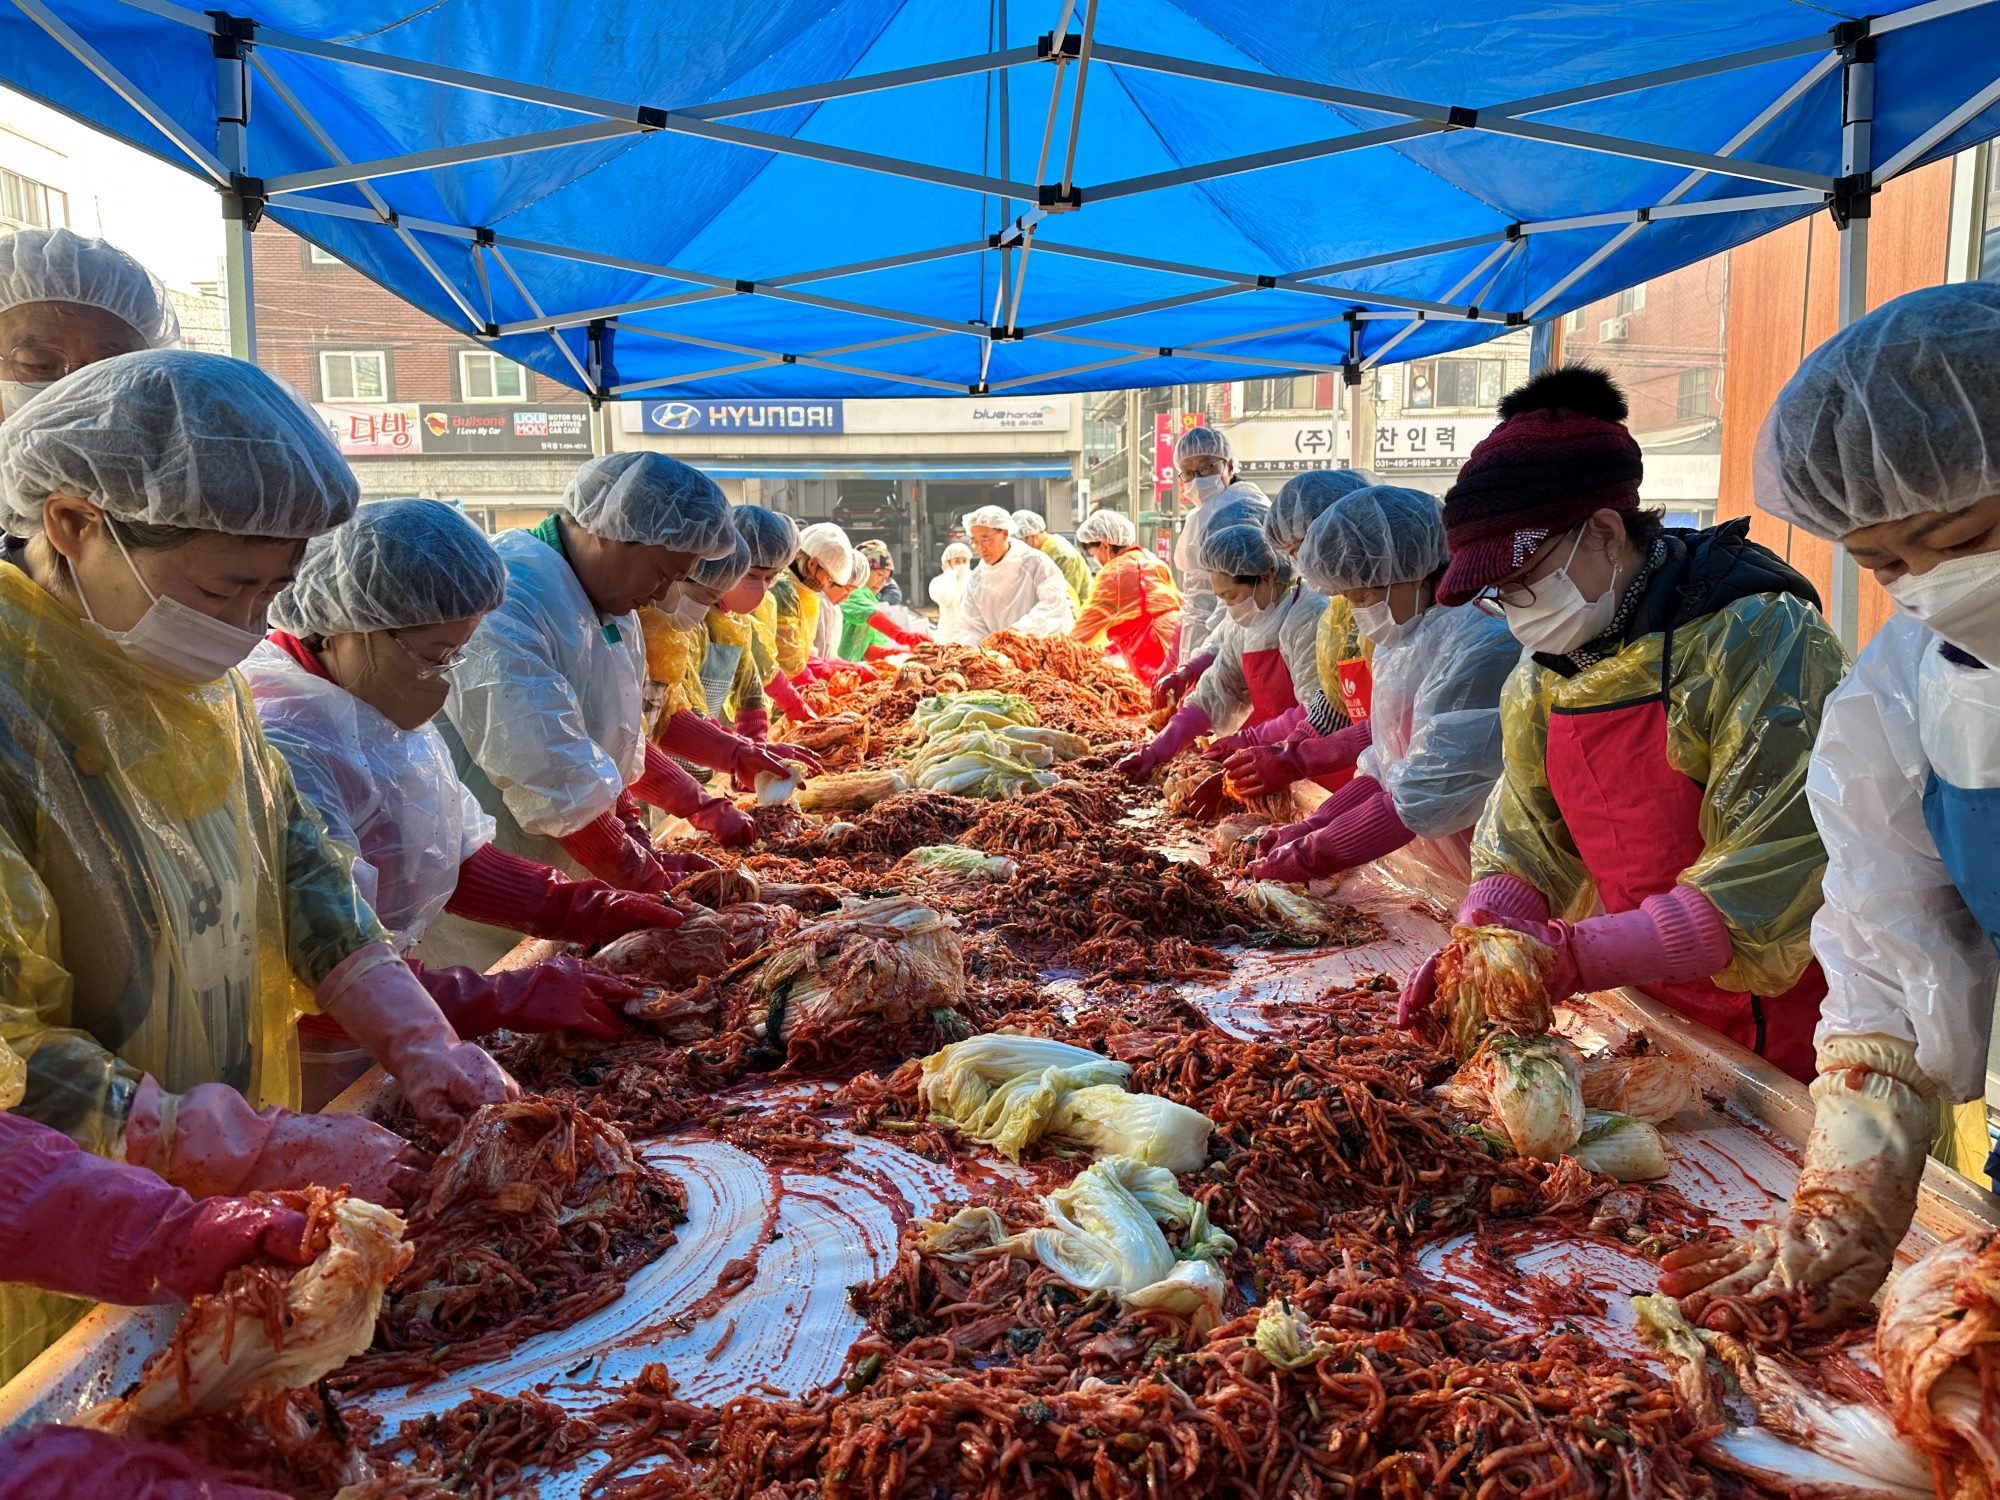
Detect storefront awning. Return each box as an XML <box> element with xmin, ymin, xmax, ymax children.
<box><xmin>697</xmin><ymin>460</ymin><xmax>1072</xmax><ymax>480</ymax></box>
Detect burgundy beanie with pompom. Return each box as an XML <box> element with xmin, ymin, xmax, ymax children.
<box><xmin>1435</xmin><ymin>366</ymin><xmax>1644</xmax><ymax>605</ymax></box>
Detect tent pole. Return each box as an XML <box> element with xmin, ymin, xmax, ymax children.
<box><xmin>215</xmin><ymin>23</ymin><xmax>256</xmax><ymax>361</ymax></box>
<box><xmin>1828</xmin><ymin>33</ymin><xmax>1877</xmax><ymax>654</ymax></box>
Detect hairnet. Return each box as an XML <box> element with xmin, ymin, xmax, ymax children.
<box><xmin>1269</xmin><ymin>469</ymin><xmax>1375</xmax><ymax>551</ymax></box>
<box><xmin>560</xmin><ymin>451</ymin><xmax>735</xmax><ymax>557</ymax></box>
<box><xmin>690</xmin><ymin>528</ymin><xmax>753</xmax><ymax>591</ymax></box>
<box><xmin>796</xmin><ymin>521</ymin><xmax>852</xmax><ymax>575</ymax></box>
<box><xmin>1755</xmin><ymin>281</ymin><xmax>2000</xmax><ymax>540</ymax></box>
<box><xmin>964</xmin><ymin>505</ymin><xmax>1015</xmax><ymax>534</ymax></box>
<box><xmin>1075</xmin><ymin>509</ymin><xmax>1136</xmax><ymax>547</ymax></box>
<box><xmin>0</xmin><ymin>348</ymin><xmax>356</xmax><ymax>539</ymax></box>
<box><xmin>1174</xmin><ymin>425</ymin><xmax>1234</xmax><ymax>466</ymax></box>
<box><xmin>1201</xmin><ymin>521</ymin><xmax>1292</xmax><ymax>586</ymax></box>
<box><xmin>0</xmin><ymin>227</ymin><xmax>179</xmax><ymax>348</ymax></box>
<box><xmin>941</xmin><ymin>542</ymin><xmax>972</xmax><ymax>565</ymax></box>
<box><xmin>1204</xmin><ymin>494</ymin><xmax>1270</xmax><ymax>536</ymax></box>
<box><xmin>1010</xmin><ymin>509</ymin><xmax>1049</xmax><ymax>536</ymax></box>
<box><xmin>859</xmin><ymin>537</ymin><xmax>893</xmax><ymax>565</ymax></box>
<box><xmin>271</xmin><ymin>497</ymin><xmax>505</xmax><ymax>637</ymax></box>
<box><xmin>733</xmin><ymin>504</ymin><xmax>799</xmax><ymax>571</ymax></box>
<box><xmin>1300</xmin><ymin>485</ymin><xmax>1449</xmax><ymax>593</ymax></box>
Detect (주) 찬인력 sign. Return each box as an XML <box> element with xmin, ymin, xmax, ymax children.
<box><xmin>641</xmin><ymin>400</ymin><xmax>845</xmax><ymax>434</ymax></box>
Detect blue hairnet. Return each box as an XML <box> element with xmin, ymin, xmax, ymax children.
<box><xmin>734</xmin><ymin>504</ymin><xmax>799</xmax><ymax>570</ymax></box>
<box><xmin>689</xmin><ymin>528</ymin><xmax>753</xmax><ymax>591</ymax></box>
<box><xmin>1201</xmin><ymin>521</ymin><xmax>1294</xmax><ymax>586</ymax></box>
<box><xmin>1756</xmin><ymin>281</ymin><xmax>2000</xmax><ymax>540</ymax></box>
<box><xmin>1268</xmin><ymin>469</ymin><xmax>1375</xmax><ymax>551</ymax></box>
<box><xmin>1174</xmin><ymin>425</ymin><xmax>1234</xmax><ymax>465</ymax></box>
<box><xmin>272</xmin><ymin>498</ymin><xmax>505</xmax><ymax>636</ymax></box>
<box><xmin>1299</xmin><ymin>485</ymin><xmax>1448</xmax><ymax>593</ymax></box>
<box><xmin>1075</xmin><ymin>509</ymin><xmax>1135</xmax><ymax>546</ymax></box>
<box><xmin>1204</xmin><ymin>493</ymin><xmax>1270</xmax><ymax>536</ymax></box>
<box><xmin>0</xmin><ymin>227</ymin><xmax>179</xmax><ymax>348</ymax></box>
<box><xmin>0</xmin><ymin>349</ymin><xmax>357</xmax><ymax>539</ymax></box>
<box><xmin>560</xmin><ymin>451</ymin><xmax>735</xmax><ymax>557</ymax></box>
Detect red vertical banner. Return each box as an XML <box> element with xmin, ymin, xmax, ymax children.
<box><xmin>1153</xmin><ymin>412</ymin><xmax>1206</xmax><ymax>503</ymax></box>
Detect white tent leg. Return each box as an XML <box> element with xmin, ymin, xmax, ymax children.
<box><xmin>215</xmin><ymin>27</ymin><xmax>255</xmax><ymax>360</ymax></box>
<box><xmin>1827</xmin><ymin>41</ymin><xmax>1876</xmax><ymax>654</ymax></box>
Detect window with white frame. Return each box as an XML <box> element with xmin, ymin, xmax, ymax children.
<box><xmin>1407</xmin><ymin>357</ymin><xmax>1504</xmax><ymax>411</ymax></box>
<box><xmin>459</xmin><ymin>349</ymin><xmax>528</xmax><ymax>401</ymax></box>
<box><xmin>319</xmin><ymin>349</ymin><xmax>388</xmax><ymax>402</ymax></box>
<box><xmin>0</xmin><ymin>169</ymin><xmax>63</xmax><ymax>231</ymax></box>
<box><xmin>307</xmin><ymin>244</ymin><xmax>341</xmax><ymax>266</ymax></box>
<box><xmin>1563</xmin><ymin>307</ymin><xmax>1587</xmax><ymax>335</ymax></box>
<box><xmin>1676</xmin><ymin>368</ymin><xmax>1712</xmax><ymax>423</ymax></box>
<box><xmin>1615</xmin><ymin>284</ymin><xmax>1647</xmax><ymax>316</ymax></box>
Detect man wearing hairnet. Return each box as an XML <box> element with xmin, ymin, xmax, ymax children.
<box><xmin>0</xmin><ymin>228</ymin><xmax>179</xmax><ymax>419</ymax></box>
<box><xmin>1068</xmin><ymin>509</ymin><xmax>1182</xmax><ymax>689</ymax></box>
<box><xmin>248</xmin><ymin>499</ymin><xmax>684</xmax><ymax>1063</ymax></box>
<box><xmin>945</xmin><ymin>505</ymin><xmax>1075</xmax><ymax>644</ymax></box>
<box><xmin>1156</xmin><ymin>426</ymin><xmax>1270</xmax><ymax>705</ymax></box>
<box><xmin>767</xmin><ymin>520</ymin><xmax>862</xmax><ymax>719</ymax></box>
<box><xmin>1119</xmin><ymin>521</ymin><xmax>1325</xmax><ymax>780</ymax></box>
<box><xmin>1224</xmin><ymin>468</ymin><xmax>1382</xmax><ymax>792</ymax></box>
<box><xmin>839</xmin><ymin>537</ymin><xmax>931</xmax><ymax>661</ymax></box>
<box><xmin>639</xmin><ymin>509</ymin><xmax>821</xmax><ymax>811</ymax></box>
<box><xmin>1399</xmin><ymin>367</ymin><xmax>1846</xmax><ymax>1086</ymax></box>
<box><xmin>1250</xmin><ymin>487</ymin><xmax>1519</xmax><ymax>887</ymax></box>
<box><xmin>429</xmin><ymin>451</ymin><xmax>740</xmax><ymax>970</ymax></box>
<box><xmin>1661</xmin><ymin>282</ymin><xmax>2000</xmax><ymax>1333</ymax></box>
<box><xmin>0</xmin><ymin>350</ymin><xmax>512</xmax><ymax>1380</ymax></box>
<box><xmin>1012</xmin><ymin>508</ymin><xmax>1091</xmax><ymax>607</ymax></box>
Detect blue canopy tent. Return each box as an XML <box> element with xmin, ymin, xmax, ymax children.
<box><xmin>4</xmin><ymin>0</ymin><xmax>2000</xmax><ymax>637</ymax></box>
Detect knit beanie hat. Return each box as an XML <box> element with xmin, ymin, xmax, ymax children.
<box><xmin>1435</xmin><ymin>367</ymin><xmax>1644</xmax><ymax>605</ymax></box>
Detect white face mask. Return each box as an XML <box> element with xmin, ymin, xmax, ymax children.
<box><xmin>1352</xmin><ymin>599</ymin><xmax>1399</xmax><ymax>642</ymax></box>
<box><xmin>658</xmin><ymin>588</ymin><xmax>711</xmax><ymax>630</ymax></box>
<box><xmin>1498</xmin><ymin>528</ymin><xmax>1621</xmax><ymax>655</ymax></box>
<box><xmin>1224</xmin><ymin>591</ymin><xmax>1267</xmax><ymax>627</ymax></box>
<box><xmin>1184</xmin><ymin>473</ymin><xmax>1226</xmax><ymax>506</ymax></box>
<box><xmin>74</xmin><ymin>523</ymin><xmax>264</xmax><ymax>684</ymax></box>
<box><xmin>1884</xmin><ymin>549</ymin><xmax>2000</xmax><ymax>662</ymax></box>
<box><xmin>0</xmin><ymin>378</ymin><xmax>53</xmax><ymax>414</ymax></box>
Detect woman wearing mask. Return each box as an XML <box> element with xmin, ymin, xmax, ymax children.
<box><xmin>1398</xmin><ymin>369</ymin><xmax>1846</xmax><ymax>1084</ymax></box>
<box><xmin>695</xmin><ymin>505</ymin><xmax>803</xmax><ymax>741</ymax></box>
<box><xmin>1156</xmin><ymin>425</ymin><xmax>1269</xmax><ymax>704</ymax></box>
<box><xmin>1119</xmin><ymin>523</ymin><xmax>1324</xmax><ymax>780</ymax></box>
<box><xmin>0</xmin><ymin>227</ymin><xmax>179</xmax><ymax>418</ymax></box>
<box><xmin>247</xmin><ymin>499</ymin><xmax>672</xmax><ymax>1051</ymax></box>
<box><xmin>1250</xmin><ymin>486</ymin><xmax>1518</xmax><ymax>888</ymax></box>
<box><xmin>1221</xmin><ymin>468</ymin><xmax>1379</xmax><ymax>794</ymax></box>
<box><xmin>0</xmin><ymin>351</ymin><xmax>512</xmax><ymax>1378</ymax></box>
<box><xmin>929</xmin><ymin>541</ymin><xmax>974</xmax><ymax>641</ymax></box>
<box><xmin>429</xmin><ymin>452</ymin><xmax>741</xmax><ymax>970</ymax></box>
<box><xmin>1067</xmin><ymin>509</ymin><xmax>1182</xmax><ymax>689</ymax></box>
<box><xmin>839</xmin><ymin>538</ymin><xmax>930</xmax><ymax>662</ymax></box>
<box><xmin>1660</xmin><ymin>283</ymin><xmax>2000</xmax><ymax>1331</ymax></box>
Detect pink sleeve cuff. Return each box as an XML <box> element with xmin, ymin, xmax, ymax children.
<box><xmin>1306</xmin><ymin>778</ymin><xmax>1416</xmax><ymax>873</ymax></box>
<box><xmin>1244</xmin><ymin>704</ymin><xmax>1306</xmax><ymax>746</ymax></box>
<box><xmin>1571</xmin><ymin>885</ymin><xmax>1734</xmax><ymax>991</ymax></box>
<box><xmin>1459</xmin><ymin>873</ymin><xmax>1551</xmax><ymax>926</ymax></box>
<box><xmin>1292</xmin><ymin>719</ymin><xmax>1370</xmax><ymax>778</ymax></box>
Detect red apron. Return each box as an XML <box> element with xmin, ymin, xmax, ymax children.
<box><xmin>1336</xmin><ymin>658</ymin><xmax>1373</xmax><ymax>724</ymax></box>
<box><xmin>1243</xmin><ymin>611</ymin><xmax>1350</xmax><ymax>794</ymax></box>
<box><xmin>1109</xmin><ymin>560</ymin><xmax>1176</xmax><ymax>688</ymax></box>
<box><xmin>1543</xmin><ymin>623</ymin><xmax>1821</xmax><ymax>1083</ymax></box>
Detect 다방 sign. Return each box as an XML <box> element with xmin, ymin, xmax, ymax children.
<box><xmin>419</xmin><ymin>403</ymin><xmax>592</xmax><ymax>455</ymax></box>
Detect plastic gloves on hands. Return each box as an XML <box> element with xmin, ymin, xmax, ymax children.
<box><xmin>1152</xmin><ymin>653</ymin><xmax>1213</xmax><ymax>711</ymax></box>
<box><xmin>318</xmin><ymin>945</ymin><xmax>518</xmax><ymax>1138</ymax></box>
<box><xmin>1659</xmin><ymin>1035</ymin><xmax>1935</xmax><ymax>1331</ymax></box>
<box><xmin>447</xmin><ymin>843</ymin><xmax>682</xmax><ymax>949</ymax></box>
<box><xmin>1118</xmin><ymin>703</ymin><xmax>1211</xmax><ymax>781</ymax></box>
<box><xmin>691</xmin><ymin>797</ymin><xmax>756</xmax><ymax>848</ymax></box>
<box><xmin>413</xmin><ymin>956</ymin><xmax>635</xmax><ymax>1042</ymax></box>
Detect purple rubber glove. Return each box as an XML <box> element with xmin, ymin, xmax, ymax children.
<box><xmin>1535</xmin><ymin>886</ymin><xmax>1735</xmax><ymax>1000</ymax></box>
<box><xmin>318</xmin><ymin>944</ymin><xmax>519</xmax><ymax>1138</ymax></box>
<box><xmin>1152</xmin><ymin>652</ymin><xmax>1214</xmax><ymax>710</ymax></box>
<box><xmin>0</xmin><ymin>1111</ymin><xmax>316</xmax><ymax>1310</ymax></box>
<box><xmin>1119</xmin><ymin>702</ymin><xmax>1212</xmax><ymax>781</ymax></box>
<box><xmin>0</xmin><ymin>1427</ymin><xmax>290</xmax><ymax>1500</ymax></box>
<box><xmin>1250</xmin><ymin>776</ymin><xmax>1414</xmax><ymax>884</ymax></box>
<box><xmin>1399</xmin><ymin>875</ymin><xmax>1554</xmax><ymax>1030</ymax></box>
<box><xmin>412</xmin><ymin>957</ymin><xmax>637</xmax><ymax>1042</ymax></box>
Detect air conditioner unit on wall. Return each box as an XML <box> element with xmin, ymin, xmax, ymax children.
<box><xmin>1599</xmin><ymin>315</ymin><xmax>1629</xmax><ymax>343</ymax></box>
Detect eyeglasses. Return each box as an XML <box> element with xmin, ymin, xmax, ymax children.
<box><xmin>386</xmin><ymin>631</ymin><xmax>468</xmax><ymax>680</ymax></box>
<box><xmin>3</xmin><ymin>341</ymin><xmax>91</xmax><ymax>384</ymax></box>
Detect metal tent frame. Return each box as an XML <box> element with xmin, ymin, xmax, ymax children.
<box><xmin>9</xmin><ymin>0</ymin><xmax>2000</xmax><ymax>640</ymax></box>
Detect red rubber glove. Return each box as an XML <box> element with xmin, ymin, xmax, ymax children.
<box><xmin>765</xmin><ymin>672</ymin><xmax>818</xmax><ymax>723</ymax></box>
<box><xmin>869</xmin><ymin>611</ymin><xmax>927</xmax><ymax>647</ymax></box>
<box><xmin>121</xmin><ymin>1076</ymin><xmax>430</xmax><ymax>1209</ymax></box>
<box><xmin>1250</xmin><ymin>777</ymin><xmax>1414</xmax><ymax>884</ymax></box>
<box><xmin>411</xmin><ymin>957</ymin><xmax>635</xmax><ymax>1042</ymax></box>
<box><xmin>0</xmin><ymin>1427</ymin><xmax>291</xmax><ymax>1500</ymax></box>
<box><xmin>737</xmin><ymin>705</ymin><xmax>771</xmax><ymax>742</ymax></box>
<box><xmin>1118</xmin><ymin>702</ymin><xmax>1211</xmax><ymax>781</ymax></box>
<box><xmin>845</xmin><ymin>661</ymin><xmax>881</xmax><ymax>684</ymax></box>
<box><xmin>556</xmin><ymin>808</ymin><xmax>671</xmax><ymax>893</ymax></box>
<box><xmin>633</xmin><ymin>741</ymin><xmax>720</xmax><ymax>822</ymax></box>
<box><xmin>447</xmin><ymin>842</ymin><xmax>682</xmax><ymax>948</ymax></box>
<box><xmin>690</xmin><ymin>797</ymin><xmax>756</xmax><ymax>848</ymax></box>
<box><xmin>0</xmin><ymin>1111</ymin><xmax>315</xmax><ymax>1309</ymax></box>
<box><xmin>1152</xmin><ymin>652</ymin><xmax>1214</xmax><ymax>710</ymax></box>
<box><xmin>656</xmin><ymin>709</ymin><xmax>752</xmax><ymax>777</ymax></box>
<box><xmin>863</xmin><ymin>642</ymin><xmax>901</xmax><ymax>662</ymax></box>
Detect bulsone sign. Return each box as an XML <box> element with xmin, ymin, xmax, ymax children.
<box><xmin>316</xmin><ymin>403</ymin><xmax>594</xmax><ymax>457</ymax></box>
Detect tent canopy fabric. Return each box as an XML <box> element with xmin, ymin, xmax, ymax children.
<box><xmin>5</xmin><ymin>0</ymin><xmax>1999</xmax><ymax>399</ymax></box>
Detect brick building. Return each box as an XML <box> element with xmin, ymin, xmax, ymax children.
<box><xmin>251</xmin><ymin>224</ymin><xmax>597</xmax><ymax>531</ymax></box>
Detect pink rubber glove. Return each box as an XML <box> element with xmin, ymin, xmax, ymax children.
<box><xmin>446</xmin><ymin>842</ymin><xmax>682</xmax><ymax>948</ymax></box>
<box><xmin>120</xmin><ymin>1076</ymin><xmax>430</xmax><ymax>1209</ymax></box>
<box><xmin>1251</xmin><ymin>777</ymin><xmax>1414</xmax><ymax>884</ymax></box>
<box><xmin>1239</xmin><ymin>703</ymin><xmax>1308</xmax><ymax>747</ymax></box>
<box><xmin>765</xmin><ymin>672</ymin><xmax>818</xmax><ymax>723</ymax></box>
<box><xmin>1203</xmin><ymin>726</ymin><xmax>1254</xmax><ymax>760</ymax></box>
<box><xmin>317</xmin><ymin>944</ymin><xmax>519</xmax><ymax>1138</ymax></box>
<box><xmin>691</xmin><ymin>797</ymin><xmax>756</xmax><ymax>848</ymax></box>
<box><xmin>1397</xmin><ymin>876</ymin><xmax>1560</xmax><ymax>1029</ymax></box>
<box><xmin>555</xmin><ymin>808</ymin><xmax>671</xmax><ymax>893</ymax></box>
<box><xmin>0</xmin><ymin>1111</ymin><xmax>315</xmax><ymax>1309</ymax></box>
<box><xmin>737</xmin><ymin>706</ymin><xmax>771</xmax><ymax>742</ymax></box>
<box><xmin>1118</xmin><ymin>702</ymin><xmax>1211</xmax><ymax>781</ymax></box>
<box><xmin>1152</xmin><ymin>652</ymin><xmax>1214</xmax><ymax>710</ymax></box>
<box><xmin>0</xmin><ymin>1427</ymin><xmax>290</xmax><ymax>1500</ymax></box>
<box><xmin>1533</xmin><ymin>887</ymin><xmax>1735</xmax><ymax>1001</ymax></box>
<box><xmin>412</xmin><ymin>957</ymin><xmax>635</xmax><ymax>1042</ymax></box>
